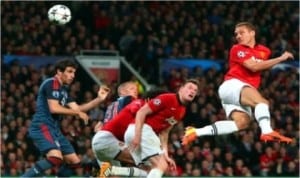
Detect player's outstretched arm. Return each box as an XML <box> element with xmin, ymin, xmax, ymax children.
<box><xmin>243</xmin><ymin>51</ymin><xmax>294</xmax><ymax>72</ymax></box>
<box><xmin>76</xmin><ymin>85</ymin><xmax>111</xmax><ymax>112</ymax></box>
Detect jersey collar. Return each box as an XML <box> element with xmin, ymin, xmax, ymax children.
<box><xmin>176</xmin><ymin>93</ymin><xmax>186</xmax><ymax>106</ymax></box>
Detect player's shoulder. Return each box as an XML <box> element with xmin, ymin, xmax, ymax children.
<box><xmin>130</xmin><ymin>98</ymin><xmax>144</xmax><ymax>105</ymax></box>
<box><xmin>255</xmin><ymin>44</ymin><xmax>271</xmax><ymax>52</ymax></box>
<box><xmin>158</xmin><ymin>93</ymin><xmax>176</xmax><ymax>98</ymax></box>
<box><xmin>156</xmin><ymin>93</ymin><xmax>177</xmax><ymax>102</ymax></box>
<box><xmin>40</xmin><ymin>77</ymin><xmax>60</xmax><ymax>90</ymax></box>
<box><xmin>231</xmin><ymin>44</ymin><xmax>270</xmax><ymax>53</ymax></box>
<box><xmin>231</xmin><ymin>44</ymin><xmax>247</xmax><ymax>50</ymax></box>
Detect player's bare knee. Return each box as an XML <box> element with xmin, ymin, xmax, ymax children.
<box><xmin>235</xmin><ymin>119</ymin><xmax>249</xmax><ymax>130</ymax></box>
<box><xmin>156</xmin><ymin>157</ymin><xmax>168</xmax><ymax>172</ymax></box>
<box><xmin>47</xmin><ymin>149</ymin><xmax>63</xmax><ymax>159</ymax></box>
<box><xmin>257</xmin><ymin>99</ymin><xmax>269</xmax><ymax>106</ymax></box>
<box><xmin>150</xmin><ymin>155</ymin><xmax>168</xmax><ymax>172</ymax></box>
<box><xmin>64</xmin><ymin>154</ymin><xmax>81</xmax><ymax>164</ymax></box>
<box><xmin>252</xmin><ymin>95</ymin><xmax>269</xmax><ymax>105</ymax></box>
<box><xmin>232</xmin><ymin>112</ymin><xmax>251</xmax><ymax>130</ymax></box>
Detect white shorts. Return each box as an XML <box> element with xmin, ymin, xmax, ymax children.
<box><xmin>218</xmin><ymin>78</ymin><xmax>253</xmax><ymax>118</ymax></box>
<box><xmin>91</xmin><ymin>130</ymin><xmax>125</xmax><ymax>166</ymax></box>
<box><xmin>124</xmin><ymin>124</ymin><xmax>164</xmax><ymax>165</ymax></box>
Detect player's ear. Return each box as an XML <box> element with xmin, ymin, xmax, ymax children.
<box><xmin>56</xmin><ymin>69</ymin><xmax>63</xmax><ymax>75</ymax></box>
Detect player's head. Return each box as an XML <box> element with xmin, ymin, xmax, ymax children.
<box><xmin>234</xmin><ymin>22</ymin><xmax>256</xmax><ymax>46</ymax></box>
<box><xmin>118</xmin><ymin>81</ymin><xmax>138</xmax><ymax>99</ymax></box>
<box><xmin>177</xmin><ymin>79</ymin><xmax>199</xmax><ymax>105</ymax></box>
<box><xmin>54</xmin><ymin>59</ymin><xmax>78</xmax><ymax>85</ymax></box>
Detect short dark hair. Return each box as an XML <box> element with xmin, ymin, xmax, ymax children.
<box><xmin>183</xmin><ymin>78</ymin><xmax>200</xmax><ymax>89</ymax></box>
<box><xmin>54</xmin><ymin>59</ymin><xmax>78</xmax><ymax>73</ymax></box>
<box><xmin>235</xmin><ymin>22</ymin><xmax>256</xmax><ymax>32</ymax></box>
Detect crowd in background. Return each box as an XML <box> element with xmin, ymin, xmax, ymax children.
<box><xmin>1</xmin><ymin>1</ymin><xmax>299</xmax><ymax>177</ymax></box>
<box><xmin>2</xmin><ymin>1</ymin><xmax>298</xmax><ymax>84</ymax></box>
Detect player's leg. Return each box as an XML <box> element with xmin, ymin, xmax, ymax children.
<box><xmin>57</xmin><ymin>135</ymin><xmax>81</xmax><ymax>177</ymax></box>
<box><xmin>140</xmin><ymin>124</ymin><xmax>169</xmax><ymax>178</ymax></box>
<box><xmin>92</xmin><ymin>131</ymin><xmax>147</xmax><ymax>177</ymax></box>
<box><xmin>240</xmin><ymin>86</ymin><xmax>273</xmax><ymax>133</ymax></box>
<box><xmin>125</xmin><ymin>124</ymin><xmax>168</xmax><ymax>178</ymax></box>
<box><xmin>106</xmin><ymin>146</ymin><xmax>149</xmax><ymax>177</ymax></box>
<box><xmin>182</xmin><ymin>79</ymin><xmax>254</xmax><ymax>145</ymax></box>
<box><xmin>182</xmin><ymin>79</ymin><xmax>246</xmax><ymax>144</ymax></box>
<box><xmin>58</xmin><ymin>153</ymin><xmax>81</xmax><ymax>177</ymax></box>
<box><xmin>182</xmin><ymin>104</ymin><xmax>249</xmax><ymax>145</ymax></box>
<box><xmin>146</xmin><ymin>155</ymin><xmax>168</xmax><ymax>178</ymax></box>
<box><xmin>99</xmin><ymin>161</ymin><xmax>148</xmax><ymax>178</ymax></box>
<box><xmin>240</xmin><ymin>86</ymin><xmax>292</xmax><ymax>143</ymax></box>
<box><xmin>21</xmin><ymin>125</ymin><xmax>63</xmax><ymax>177</ymax></box>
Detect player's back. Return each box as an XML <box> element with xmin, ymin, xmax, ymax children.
<box><xmin>103</xmin><ymin>95</ymin><xmax>134</xmax><ymax>124</ymax></box>
<box><xmin>102</xmin><ymin>99</ymin><xmax>145</xmax><ymax>141</ymax></box>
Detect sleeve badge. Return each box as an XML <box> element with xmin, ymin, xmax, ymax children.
<box><xmin>153</xmin><ymin>98</ymin><xmax>161</xmax><ymax>106</ymax></box>
<box><xmin>52</xmin><ymin>91</ymin><xmax>60</xmax><ymax>98</ymax></box>
<box><xmin>237</xmin><ymin>51</ymin><xmax>245</xmax><ymax>58</ymax></box>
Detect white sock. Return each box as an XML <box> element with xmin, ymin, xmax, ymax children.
<box><xmin>147</xmin><ymin>168</ymin><xmax>163</xmax><ymax>178</ymax></box>
<box><xmin>258</xmin><ymin>119</ymin><xmax>273</xmax><ymax>134</ymax></box>
<box><xmin>254</xmin><ymin>103</ymin><xmax>273</xmax><ymax>134</ymax></box>
<box><xmin>195</xmin><ymin>120</ymin><xmax>238</xmax><ymax>136</ymax></box>
<box><xmin>111</xmin><ymin>166</ymin><xmax>147</xmax><ymax>177</ymax></box>
<box><xmin>132</xmin><ymin>167</ymin><xmax>148</xmax><ymax>177</ymax></box>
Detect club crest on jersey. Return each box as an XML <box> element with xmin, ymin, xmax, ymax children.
<box><xmin>153</xmin><ymin>98</ymin><xmax>161</xmax><ymax>106</ymax></box>
<box><xmin>52</xmin><ymin>91</ymin><xmax>59</xmax><ymax>98</ymax></box>
<box><xmin>237</xmin><ymin>51</ymin><xmax>246</xmax><ymax>58</ymax></box>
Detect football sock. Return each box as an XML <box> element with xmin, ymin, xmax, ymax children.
<box><xmin>254</xmin><ymin>103</ymin><xmax>273</xmax><ymax>134</ymax></box>
<box><xmin>21</xmin><ymin>157</ymin><xmax>62</xmax><ymax>177</ymax></box>
<box><xmin>195</xmin><ymin>120</ymin><xmax>238</xmax><ymax>136</ymax></box>
<box><xmin>110</xmin><ymin>166</ymin><xmax>148</xmax><ymax>177</ymax></box>
<box><xmin>57</xmin><ymin>162</ymin><xmax>81</xmax><ymax>177</ymax></box>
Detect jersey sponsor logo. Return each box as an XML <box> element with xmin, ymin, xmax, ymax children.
<box><xmin>166</xmin><ymin>116</ymin><xmax>177</xmax><ymax>125</ymax></box>
<box><xmin>153</xmin><ymin>98</ymin><xmax>161</xmax><ymax>106</ymax></box>
<box><xmin>237</xmin><ymin>51</ymin><xmax>246</xmax><ymax>58</ymax></box>
<box><xmin>52</xmin><ymin>91</ymin><xmax>60</xmax><ymax>98</ymax></box>
<box><xmin>171</xmin><ymin>107</ymin><xmax>176</xmax><ymax>111</ymax></box>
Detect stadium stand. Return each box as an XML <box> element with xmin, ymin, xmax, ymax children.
<box><xmin>1</xmin><ymin>1</ymin><xmax>299</xmax><ymax>177</ymax></box>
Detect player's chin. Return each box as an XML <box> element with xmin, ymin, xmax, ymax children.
<box><xmin>238</xmin><ymin>41</ymin><xmax>246</xmax><ymax>45</ymax></box>
<box><xmin>66</xmin><ymin>79</ymin><xmax>74</xmax><ymax>84</ymax></box>
<box><xmin>187</xmin><ymin>95</ymin><xmax>195</xmax><ymax>101</ymax></box>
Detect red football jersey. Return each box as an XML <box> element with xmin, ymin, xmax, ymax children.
<box><xmin>224</xmin><ymin>44</ymin><xmax>271</xmax><ymax>88</ymax></box>
<box><xmin>102</xmin><ymin>99</ymin><xmax>145</xmax><ymax>141</ymax></box>
<box><xmin>144</xmin><ymin>93</ymin><xmax>186</xmax><ymax>134</ymax></box>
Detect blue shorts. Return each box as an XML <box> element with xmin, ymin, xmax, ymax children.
<box><xmin>29</xmin><ymin>123</ymin><xmax>75</xmax><ymax>155</ymax></box>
